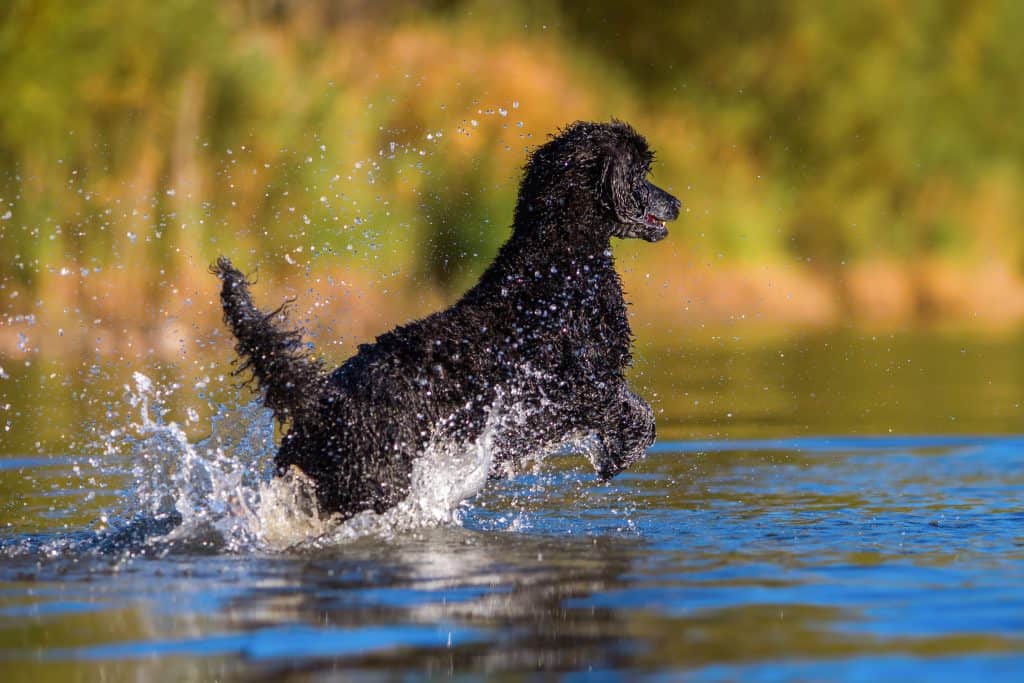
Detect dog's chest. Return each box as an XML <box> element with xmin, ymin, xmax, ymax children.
<box><xmin>542</xmin><ymin>264</ymin><xmax>631</xmax><ymax>368</ymax></box>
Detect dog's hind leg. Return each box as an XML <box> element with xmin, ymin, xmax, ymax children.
<box><xmin>212</xmin><ymin>257</ymin><xmax>325</xmax><ymax>423</ymax></box>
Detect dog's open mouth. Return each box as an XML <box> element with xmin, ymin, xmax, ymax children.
<box><xmin>621</xmin><ymin>212</ymin><xmax>670</xmax><ymax>242</ymax></box>
<box><xmin>643</xmin><ymin>213</ymin><xmax>666</xmax><ymax>229</ymax></box>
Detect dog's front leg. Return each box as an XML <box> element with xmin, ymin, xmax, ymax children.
<box><xmin>593</xmin><ymin>386</ymin><xmax>656</xmax><ymax>480</ymax></box>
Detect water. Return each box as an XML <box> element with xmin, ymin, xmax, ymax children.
<box><xmin>2</xmin><ymin>330</ymin><xmax>1024</xmax><ymax>680</ymax></box>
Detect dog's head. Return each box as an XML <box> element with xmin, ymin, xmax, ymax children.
<box><xmin>515</xmin><ymin>120</ymin><xmax>681</xmax><ymax>244</ymax></box>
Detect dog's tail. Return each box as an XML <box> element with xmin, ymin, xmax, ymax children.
<box><xmin>211</xmin><ymin>256</ymin><xmax>325</xmax><ymax>423</ymax></box>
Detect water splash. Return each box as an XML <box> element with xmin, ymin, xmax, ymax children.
<box><xmin>99</xmin><ymin>372</ymin><xmax>503</xmax><ymax>552</ymax></box>
<box><xmin>115</xmin><ymin>372</ymin><xmax>276</xmax><ymax>551</ymax></box>
<box><xmin>307</xmin><ymin>418</ymin><xmax>497</xmax><ymax>546</ymax></box>
<box><xmin>0</xmin><ymin>368</ymin><xmax>611</xmax><ymax>562</ymax></box>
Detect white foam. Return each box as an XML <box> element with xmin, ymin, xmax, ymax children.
<box><xmin>111</xmin><ymin>373</ymin><xmax>505</xmax><ymax>551</ymax></box>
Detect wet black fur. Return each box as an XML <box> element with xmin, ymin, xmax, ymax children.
<box><xmin>214</xmin><ymin>120</ymin><xmax>681</xmax><ymax>518</ymax></box>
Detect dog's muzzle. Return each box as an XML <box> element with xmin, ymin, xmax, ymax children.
<box><xmin>621</xmin><ymin>181</ymin><xmax>681</xmax><ymax>242</ymax></box>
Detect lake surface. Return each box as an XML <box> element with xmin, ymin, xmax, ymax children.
<box><xmin>2</xmin><ymin>329</ymin><xmax>1024</xmax><ymax>680</ymax></box>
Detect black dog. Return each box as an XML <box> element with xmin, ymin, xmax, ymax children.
<box><xmin>214</xmin><ymin>120</ymin><xmax>680</xmax><ymax>518</ymax></box>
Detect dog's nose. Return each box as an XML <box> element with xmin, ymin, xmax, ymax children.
<box><xmin>661</xmin><ymin>194</ymin><xmax>681</xmax><ymax>221</ymax></box>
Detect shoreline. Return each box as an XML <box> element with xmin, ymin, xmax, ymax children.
<box><xmin>4</xmin><ymin>257</ymin><xmax>1024</xmax><ymax>362</ymax></box>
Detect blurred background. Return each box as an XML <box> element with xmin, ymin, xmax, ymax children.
<box><xmin>4</xmin><ymin>0</ymin><xmax>1024</xmax><ymax>363</ymax></box>
<box><xmin>1</xmin><ymin>0</ymin><xmax>1024</xmax><ymax>452</ymax></box>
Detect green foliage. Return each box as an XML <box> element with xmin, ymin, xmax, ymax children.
<box><xmin>555</xmin><ymin>0</ymin><xmax>1024</xmax><ymax>261</ymax></box>
<box><xmin>1</xmin><ymin>0</ymin><xmax>1023</xmax><ymax>320</ymax></box>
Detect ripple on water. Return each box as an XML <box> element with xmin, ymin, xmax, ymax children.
<box><xmin>1</xmin><ymin>378</ymin><xmax>1023</xmax><ymax>679</ymax></box>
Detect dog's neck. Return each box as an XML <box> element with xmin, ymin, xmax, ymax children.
<box><xmin>459</xmin><ymin>198</ymin><xmax>623</xmax><ymax>310</ymax></box>
<box><xmin>455</xmin><ymin>222</ymin><xmax>629</xmax><ymax>350</ymax></box>
<box><xmin>456</xmin><ymin>229</ymin><xmax>620</xmax><ymax>317</ymax></box>
<box><xmin>499</xmin><ymin>227</ymin><xmax>615</xmax><ymax>273</ymax></box>
<box><xmin>511</xmin><ymin>182</ymin><xmax>615</xmax><ymax>249</ymax></box>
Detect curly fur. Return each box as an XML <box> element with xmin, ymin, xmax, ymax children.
<box><xmin>214</xmin><ymin>120</ymin><xmax>680</xmax><ymax>518</ymax></box>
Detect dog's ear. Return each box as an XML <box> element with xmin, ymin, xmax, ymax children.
<box><xmin>599</xmin><ymin>151</ymin><xmax>635</xmax><ymax>222</ymax></box>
